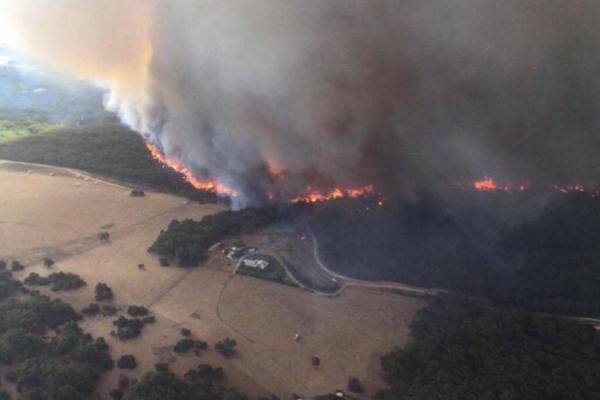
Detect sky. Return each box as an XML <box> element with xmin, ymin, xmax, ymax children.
<box><xmin>0</xmin><ymin>1</ymin><xmax>599</xmax><ymax>206</ymax></box>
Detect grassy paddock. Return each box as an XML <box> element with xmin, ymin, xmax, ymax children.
<box><xmin>0</xmin><ymin>110</ymin><xmax>216</xmax><ymax>201</ymax></box>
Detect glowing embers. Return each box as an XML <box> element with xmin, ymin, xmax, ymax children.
<box><xmin>291</xmin><ymin>185</ymin><xmax>375</xmax><ymax>204</ymax></box>
<box><xmin>473</xmin><ymin>177</ymin><xmax>528</xmax><ymax>192</ymax></box>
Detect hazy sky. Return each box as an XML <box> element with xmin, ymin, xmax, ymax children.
<box><xmin>1</xmin><ymin>1</ymin><xmax>599</xmax><ymax>205</ymax></box>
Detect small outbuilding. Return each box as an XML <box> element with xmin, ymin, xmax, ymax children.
<box><xmin>242</xmin><ymin>258</ymin><xmax>269</xmax><ymax>270</ymax></box>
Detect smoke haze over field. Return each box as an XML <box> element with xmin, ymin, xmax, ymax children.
<box><xmin>1</xmin><ymin>1</ymin><xmax>600</xmax><ymax>205</ymax></box>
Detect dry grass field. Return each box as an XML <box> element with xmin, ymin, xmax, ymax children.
<box><xmin>0</xmin><ymin>162</ymin><xmax>426</xmax><ymax>399</ymax></box>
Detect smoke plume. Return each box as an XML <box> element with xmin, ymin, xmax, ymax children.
<box><xmin>1</xmin><ymin>1</ymin><xmax>600</xmax><ymax>205</ymax></box>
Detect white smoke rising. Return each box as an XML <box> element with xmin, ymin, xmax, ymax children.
<box><xmin>1</xmin><ymin>1</ymin><xmax>600</xmax><ymax>205</ymax></box>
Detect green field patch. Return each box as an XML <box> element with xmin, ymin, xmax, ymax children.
<box><xmin>0</xmin><ymin>111</ymin><xmax>61</xmax><ymax>144</ymax></box>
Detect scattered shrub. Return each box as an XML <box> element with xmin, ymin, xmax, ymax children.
<box><xmin>24</xmin><ymin>272</ymin><xmax>50</xmax><ymax>286</ymax></box>
<box><xmin>48</xmin><ymin>272</ymin><xmax>86</xmax><ymax>291</ymax></box>
<box><xmin>216</xmin><ymin>337</ymin><xmax>237</xmax><ymax>358</ymax></box>
<box><xmin>174</xmin><ymin>338</ymin><xmax>195</xmax><ymax>354</ymax></box>
<box><xmin>127</xmin><ymin>305</ymin><xmax>149</xmax><ymax>317</ymax></box>
<box><xmin>95</xmin><ymin>282</ymin><xmax>114</xmax><ymax>301</ymax></box>
<box><xmin>112</xmin><ymin>317</ymin><xmax>146</xmax><ymax>341</ymax></box>
<box><xmin>118</xmin><ymin>354</ymin><xmax>138</xmax><ymax>370</ymax></box>
<box><xmin>196</xmin><ymin>364</ymin><xmax>224</xmax><ymax>382</ymax></box>
<box><xmin>195</xmin><ymin>340</ymin><xmax>208</xmax><ymax>350</ymax></box>
<box><xmin>101</xmin><ymin>304</ymin><xmax>118</xmax><ymax>316</ymax></box>
<box><xmin>11</xmin><ymin>261</ymin><xmax>24</xmax><ymax>271</ymax></box>
<box><xmin>311</xmin><ymin>356</ymin><xmax>321</xmax><ymax>368</ymax></box>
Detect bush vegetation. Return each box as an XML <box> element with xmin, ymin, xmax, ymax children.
<box><xmin>0</xmin><ymin>270</ymin><xmax>22</xmax><ymax>301</ymax></box>
<box><xmin>118</xmin><ymin>354</ymin><xmax>138</xmax><ymax>370</ymax></box>
<box><xmin>127</xmin><ymin>305</ymin><xmax>149</xmax><ymax>317</ymax></box>
<box><xmin>379</xmin><ymin>294</ymin><xmax>600</xmax><ymax>400</ymax></box>
<box><xmin>0</xmin><ymin>272</ymin><xmax>112</xmax><ymax>399</ymax></box>
<box><xmin>215</xmin><ymin>338</ymin><xmax>237</xmax><ymax>359</ymax></box>
<box><xmin>174</xmin><ymin>339</ymin><xmax>195</xmax><ymax>354</ymax></box>
<box><xmin>82</xmin><ymin>303</ymin><xmax>101</xmax><ymax>316</ymax></box>
<box><xmin>112</xmin><ymin>315</ymin><xmax>154</xmax><ymax>341</ymax></box>
<box><xmin>10</xmin><ymin>261</ymin><xmax>24</xmax><ymax>272</ymax></box>
<box><xmin>112</xmin><ymin>317</ymin><xmax>145</xmax><ymax>341</ymax></box>
<box><xmin>24</xmin><ymin>271</ymin><xmax>86</xmax><ymax>291</ymax></box>
<box><xmin>0</xmin><ymin>116</ymin><xmax>216</xmax><ymax>201</ymax></box>
<box><xmin>122</xmin><ymin>362</ymin><xmax>235</xmax><ymax>400</ymax></box>
<box><xmin>95</xmin><ymin>282</ymin><xmax>114</xmax><ymax>301</ymax></box>
<box><xmin>148</xmin><ymin>208</ymin><xmax>278</xmax><ymax>267</ymax></box>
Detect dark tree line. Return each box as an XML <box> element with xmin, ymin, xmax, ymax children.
<box><xmin>379</xmin><ymin>294</ymin><xmax>600</xmax><ymax>400</ymax></box>
<box><xmin>315</xmin><ymin>192</ymin><xmax>600</xmax><ymax>318</ymax></box>
<box><xmin>148</xmin><ymin>208</ymin><xmax>278</xmax><ymax>267</ymax></box>
<box><xmin>120</xmin><ymin>363</ymin><xmax>243</xmax><ymax>400</ymax></box>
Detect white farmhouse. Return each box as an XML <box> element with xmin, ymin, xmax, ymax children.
<box><xmin>242</xmin><ymin>258</ymin><xmax>269</xmax><ymax>270</ymax></box>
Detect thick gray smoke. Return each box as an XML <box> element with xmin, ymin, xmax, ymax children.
<box><xmin>2</xmin><ymin>1</ymin><xmax>600</xmax><ymax>205</ymax></box>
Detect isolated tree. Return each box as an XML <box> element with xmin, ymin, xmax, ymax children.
<box><xmin>43</xmin><ymin>257</ymin><xmax>55</xmax><ymax>268</ymax></box>
<box><xmin>311</xmin><ymin>356</ymin><xmax>321</xmax><ymax>368</ymax></box>
<box><xmin>95</xmin><ymin>283</ymin><xmax>114</xmax><ymax>301</ymax></box>
<box><xmin>118</xmin><ymin>355</ymin><xmax>138</xmax><ymax>370</ymax></box>
<box><xmin>174</xmin><ymin>339</ymin><xmax>194</xmax><ymax>353</ymax></box>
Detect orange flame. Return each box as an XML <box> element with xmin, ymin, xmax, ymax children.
<box><xmin>144</xmin><ymin>142</ymin><xmax>237</xmax><ymax>197</ymax></box>
<box><xmin>474</xmin><ymin>177</ymin><xmax>497</xmax><ymax>191</ymax></box>
<box><xmin>473</xmin><ymin>177</ymin><xmax>528</xmax><ymax>192</ymax></box>
<box><xmin>266</xmin><ymin>162</ymin><xmax>285</xmax><ymax>181</ymax></box>
<box><xmin>291</xmin><ymin>185</ymin><xmax>375</xmax><ymax>203</ymax></box>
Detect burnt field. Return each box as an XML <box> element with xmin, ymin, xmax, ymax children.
<box><xmin>310</xmin><ymin>190</ymin><xmax>600</xmax><ymax>318</ymax></box>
